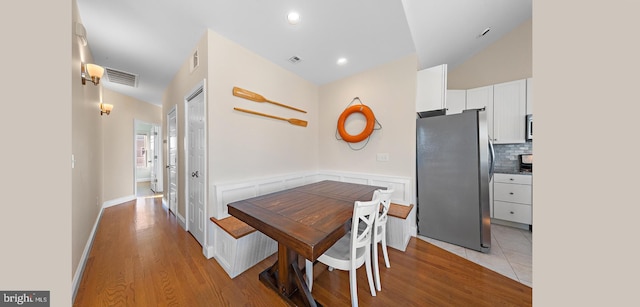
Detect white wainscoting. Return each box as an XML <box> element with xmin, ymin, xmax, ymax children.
<box><xmin>320</xmin><ymin>171</ymin><xmax>416</xmax><ymax>251</ymax></box>
<box><xmin>387</xmin><ymin>213</ymin><xmax>413</xmax><ymax>251</ymax></box>
<box><xmin>206</xmin><ymin>171</ymin><xmax>414</xmax><ymax>279</ymax></box>
<box><xmin>210</xmin><ymin>172</ymin><xmax>320</xmax><ymax>219</ymax></box>
<box><xmin>318</xmin><ymin>170</ymin><xmax>413</xmax><ymax>205</ymax></box>
<box><xmin>210</xmin><ymin>221</ymin><xmax>277</xmax><ymax>279</ymax></box>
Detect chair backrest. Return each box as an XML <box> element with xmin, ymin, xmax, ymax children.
<box><xmin>375</xmin><ymin>189</ymin><xmax>394</xmax><ymax>228</ymax></box>
<box><xmin>351</xmin><ymin>193</ymin><xmax>381</xmax><ymax>251</ymax></box>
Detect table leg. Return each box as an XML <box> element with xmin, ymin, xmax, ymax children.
<box><xmin>278</xmin><ymin>245</ymin><xmax>297</xmax><ymax>296</ymax></box>
<box><xmin>292</xmin><ymin>261</ymin><xmax>317</xmax><ymax>306</ymax></box>
<box><xmin>258</xmin><ymin>243</ymin><xmax>321</xmax><ymax>307</ymax></box>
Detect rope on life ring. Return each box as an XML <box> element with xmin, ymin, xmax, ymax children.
<box><xmin>335</xmin><ymin>97</ymin><xmax>382</xmax><ymax>150</ymax></box>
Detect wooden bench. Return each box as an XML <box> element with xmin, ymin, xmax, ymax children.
<box><xmin>210</xmin><ymin>216</ymin><xmax>256</xmax><ymax>239</ymax></box>
<box><xmin>210</xmin><ymin>216</ymin><xmax>277</xmax><ymax>278</ymax></box>
<box><xmin>386</xmin><ymin>203</ymin><xmax>414</xmax><ymax>252</ymax></box>
<box><xmin>389</xmin><ymin>203</ymin><xmax>413</xmax><ymax>219</ymax></box>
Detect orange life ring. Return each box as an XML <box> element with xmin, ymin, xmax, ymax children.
<box><xmin>337</xmin><ymin>105</ymin><xmax>376</xmax><ymax>143</ymax></box>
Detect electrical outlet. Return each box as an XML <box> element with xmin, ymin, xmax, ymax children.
<box><xmin>376</xmin><ymin>153</ymin><xmax>389</xmax><ymax>162</ymax></box>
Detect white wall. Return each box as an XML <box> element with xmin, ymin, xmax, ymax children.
<box><xmin>318</xmin><ymin>55</ymin><xmax>419</xmax><ymax>203</ymax></box>
<box><xmin>448</xmin><ymin>18</ymin><xmax>532</xmax><ymax>89</ymax></box>
<box><xmin>3</xmin><ymin>0</ymin><xmax>73</xmax><ymax>305</ymax></box>
<box><xmin>207</xmin><ymin>29</ymin><xmax>319</xmax><ymax>184</ymax></box>
<box><xmin>71</xmin><ymin>0</ymin><xmax>103</xmax><ymax>292</ymax></box>
<box><xmin>102</xmin><ymin>89</ymin><xmax>162</xmax><ymax>201</ymax></box>
<box><xmin>162</xmin><ymin>31</ymin><xmax>209</xmax><ymax>217</ymax></box>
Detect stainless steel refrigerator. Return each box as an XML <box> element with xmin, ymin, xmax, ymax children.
<box><xmin>416</xmin><ymin>108</ymin><xmax>494</xmax><ymax>253</ymax></box>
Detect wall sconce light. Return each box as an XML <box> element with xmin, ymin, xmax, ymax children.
<box><xmin>81</xmin><ymin>63</ymin><xmax>105</xmax><ymax>85</ymax></box>
<box><xmin>100</xmin><ymin>103</ymin><xmax>113</xmax><ymax>116</ymax></box>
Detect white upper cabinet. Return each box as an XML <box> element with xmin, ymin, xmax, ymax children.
<box><xmin>526</xmin><ymin>78</ymin><xmax>533</xmax><ymax>114</ymax></box>
<box><xmin>446</xmin><ymin>90</ymin><xmax>466</xmax><ymax>114</ymax></box>
<box><xmin>416</xmin><ymin>64</ymin><xmax>447</xmax><ymax>112</ymax></box>
<box><xmin>493</xmin><ymin>79</ymin><xmax>527</xmax><ymax>144</ymax></box>
<box><xmin>466</xmin><ymin>85</ymin><xmax>494</xmax><ymax>139</ymax></box>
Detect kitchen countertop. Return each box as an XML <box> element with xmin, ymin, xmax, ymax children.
<box><xmin>494</xmin><ymin>169</ymin><xmax>532</xmax><ymax>175</ymax></box>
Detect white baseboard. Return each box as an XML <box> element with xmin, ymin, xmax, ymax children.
<box><xmin>72</xmin><ymin>205</ymin><xmax>104</xmax><ymax>303</ymax></box>
<box><xmin>204</xmin><ymin>245</ymin><xmax>215</xmax><ymax>259</ymax></box>
<box><xmin>103</xmin><ymin>195</ymin><xmax>136</xmax><ymax>208</ymax></box>
<box><xmin>177</xmin><ymin>213</ymin><xmax>186</xmax><ymax>230</ymax></box>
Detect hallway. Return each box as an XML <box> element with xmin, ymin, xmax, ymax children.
<box><xmin>136</xmin><ymin>181</ymin><xmax>162</xmax><ymax>198</ymax></box>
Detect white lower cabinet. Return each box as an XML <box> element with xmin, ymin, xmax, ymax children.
<box><xmin>493</xmin><ymin>173</ymin><xmax>532</xmax><ymax>225</ymax></box>
<box><xmin>494</xmin><ymin>201</ymin><xmax>531</xmax><ymax>225</ymax></box>
<box><xmin>494</xmin><ymin>183</ymin><xmax>531</xmax><ymax>204</ymax></box>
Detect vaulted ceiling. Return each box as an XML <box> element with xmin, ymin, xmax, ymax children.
<box><xmin>77</xmin><ymin>0</ymin><xmax>532</xmax><ymax>106</ymax></box>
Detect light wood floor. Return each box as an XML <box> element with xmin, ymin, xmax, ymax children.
<box><xmin>73</xmin><ymin>197</ymin><xmax>531</xmax><ymax>306</ymax></box>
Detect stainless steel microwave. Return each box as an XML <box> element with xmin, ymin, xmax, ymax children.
<box><xmin>526</xmin><ymin>114</ymin><xmax>533</xmax><ymax>141</ymax></box>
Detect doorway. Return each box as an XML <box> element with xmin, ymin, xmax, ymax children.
<box><xmin>185</xmin><ymin>81</ymin><xmax>207</xmax><ymax>247</ymax></box>
<box><xmin>150</xmin><ymin>124</ymin><xmax>163</xmax><ymax>193</ymax></box>
<box><xmin>134</xmin><ymin>120</ymin><xmax>162</xmax><ymax>198</ymax></box>
<box><xmin>167</xmin><ymin>107</ymin><xmax>179</xmax><ymax>216</ymax></box>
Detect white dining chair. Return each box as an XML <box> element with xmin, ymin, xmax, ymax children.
<box><xmin>305</xmin><ymin>193</ymin><xmax>380</xmax><ymax>307</ymax></box>
<box><xmin>371</xmin><ymin>188</ymin><xmax>393</xmax><ymax>291</ymax></box>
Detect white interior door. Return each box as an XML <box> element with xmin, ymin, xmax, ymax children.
<box><xmin>151</xmin><ymin>125</ymin><xmax>163</xmax><ymax>193</ymax></box>
<box><xmin>186</xmin><ymin>85</ymin><xmax>206</xmax><ymax>246</ymax></box>
<box><xmin>167</xmin><ymin>108</ymin><xmax>178</xmax><ymax>215</ymax></box>
<box><xmin>149</xmin><ymin>128</ymin><xmax>156</xmax><ymax>190</ymax></box>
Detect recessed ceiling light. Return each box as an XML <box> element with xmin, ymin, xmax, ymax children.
<box><xmin>287</xmin><ymin>12</ymin><xmax>300</xmax><ymax>25</ymax></box>
<box><xmin>337</xmin><ymin>58</ymin><xmax>348</xmax><ymax>65</ymax></box>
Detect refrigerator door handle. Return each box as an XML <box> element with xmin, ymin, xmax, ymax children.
<box><xmin>488</xmin><ymin>138</ymin><xmax>495</xmax><ymax>180</ymax></box>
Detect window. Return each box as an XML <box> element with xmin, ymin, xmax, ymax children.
<box><xmin>136</xmin><ymin>134</ymin><xmax>148</xmax><ymax>168</ymax></box>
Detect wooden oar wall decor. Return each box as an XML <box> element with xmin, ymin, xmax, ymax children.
<box><xmin>233</xmin><ymin>107</ymin><xmax>307</xmax><ymax>127</ymax></box>
<box><xmin>233</xmin><ymin>87</ymin><xmax>307</xmax><ymax>113</ymax></box>
<box><xmin>232</xmin><ymin>86</ymin><xmax>308</xmax><ymax>128</ymax></box>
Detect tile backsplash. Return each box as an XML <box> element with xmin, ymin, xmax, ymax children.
<box><xmin>493</xmin><ymin>142</ymin><xmax>533</xmax><ymax>172</ymax></box>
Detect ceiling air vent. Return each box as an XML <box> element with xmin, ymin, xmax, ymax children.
<box><xmin>190</xmin><ymin>49</ymin><xmax>199</xmax><ymax>73</ymax></box>
<box><xmin>288</xmin><ymin>56</ymin><xmax>301</xmax><ymax>64</ymax></box>
<box><xmin>105</xmin><ymin>67</ymin><xmax>138</xmax><ymax>87</ymax></box>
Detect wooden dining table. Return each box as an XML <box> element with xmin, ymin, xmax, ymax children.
<box><xmin>227</xmin><ymin>180</ymin><xmax>383</xmax><ymax>307</ymax></box>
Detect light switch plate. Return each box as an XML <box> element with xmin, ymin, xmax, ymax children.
<box><xmin>376</xmin><ymin>153</ymin><xmax>389</xmax><ymax>162</ymax></box>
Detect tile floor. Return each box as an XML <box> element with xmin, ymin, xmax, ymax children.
<box><xmin>417</xmin><ymin>223</ymin><xmax>532</xmax><ymax>287</ymax></box>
